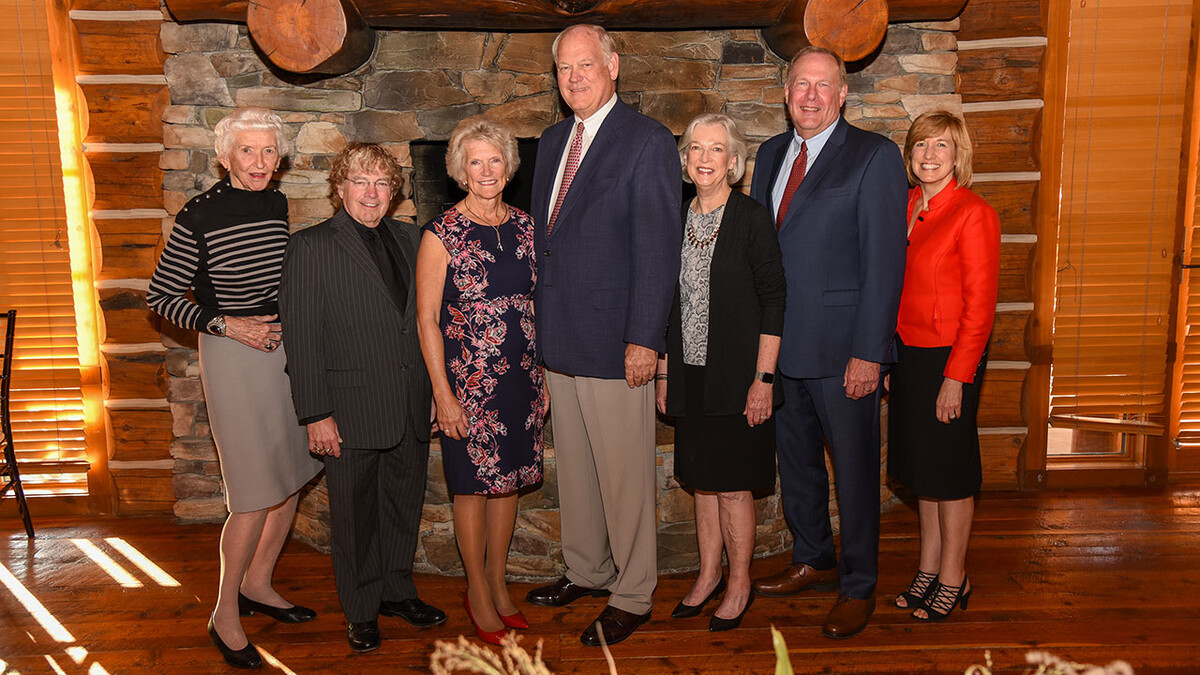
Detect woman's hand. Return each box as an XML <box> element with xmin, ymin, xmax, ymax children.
<box><xmin>935</xmin><ymin>377</ymin><xmax>965</xmax><ymax>424</ymax></box>
<box><xmin>436</xmin><ymin>394</ymin><xmax>469</xmax><ymax>441</ymax></box>
<box><xmin>744</xmin><ymin>380</ymin><xmax>773</xmax><ymax>427</ymax></box>
<box><xmin>224</xmin><ymin>314</ymin><xmax>282</xmax><ymax>352</ymax></box>
<box><xmin>655</xmin><ymin>377</ymin><xmax>667</xmax><ymax>415</ymax></box>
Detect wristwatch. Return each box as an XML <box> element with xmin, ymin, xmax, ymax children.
<box><xmin>206</xmin><ymin>315</ymin><xmax>227</xmax><ymax>337</ymax></box>
<box><xmin>754</xmin><ymin>370</ymin><xmax>775</xmax><ymax>384</ymax></box>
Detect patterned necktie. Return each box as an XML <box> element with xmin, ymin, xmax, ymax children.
<box><xmin>775</xmin><ymin>140</ymin><xmax>808</xmax><ymax>230</ymax></box>
<box><xmin>547</xmin><ymin>121</ymin><xmax>585</xmax><ymax>235</ymax></box>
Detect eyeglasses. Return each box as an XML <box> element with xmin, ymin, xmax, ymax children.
<box><xmin>346</xmin><ymin>178</ymin><xmax>392</xmax><ymax>191</ymax></box>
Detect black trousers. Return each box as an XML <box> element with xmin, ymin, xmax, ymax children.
<box><xmin>323</xmin><ymin>433</ymin><xmax>429</xmax><ymax>623</ymax></box>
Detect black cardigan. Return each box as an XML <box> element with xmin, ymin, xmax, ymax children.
<box><xmin>665</xmin><ymin>189</ymin><xmax>786</xmax><ymax>417</ymax></box>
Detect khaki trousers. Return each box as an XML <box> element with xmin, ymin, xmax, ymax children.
<box><xmin>546</xmin><ymin>370</ymin><xmax>658</xmax><ymax>614</ymax></box>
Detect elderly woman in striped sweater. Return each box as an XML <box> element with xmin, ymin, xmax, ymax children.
<box><xmin>148</xmin><ymin>107</ymin><xmax>322</xmax><ymax>670</ymax></box>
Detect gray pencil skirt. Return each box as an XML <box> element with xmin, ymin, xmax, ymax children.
<box><xmin>199</xmin><ymin>333</ymin><xmax>323</xmax><ymax>513</ymax></box>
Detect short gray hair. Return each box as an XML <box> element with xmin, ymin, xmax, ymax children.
<box><xmin>445</xmin><ymin>116</ymin><xmax>520</xmax><ymax>189</ymax></box>
<box><xmin>214</xmin><ymin>107</ymin><xmax>289</xmax><ymax>161</ymax></box>
<box><xmin>551</xmin><ymin>24</ymin><xmax>616</xmax><ymax>65</ymax></box>
<box><xmin>678</xmin><ymin>113</ymin><xmax>748</xmax><ymax>185</ymax></box>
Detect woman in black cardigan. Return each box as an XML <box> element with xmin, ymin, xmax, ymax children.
<box><xmin>656</xmin><ymin>113</ymin><xmax>786</xmax><ymax>632</ymax></box>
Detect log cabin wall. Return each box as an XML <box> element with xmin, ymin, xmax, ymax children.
<box><xmin>956</xmin><ymin>0</ymin><xmax>1046</xmax><ymax>489</ymax></box>
<box><xmin>63</xmin><ymin>0</ymin><xmax>1041</xmax><ymax>572</ymax></box>
<box><xmin>69</xmin><ymin>0</ymin><xmax>171</xmax><ymax>514</ymax></box>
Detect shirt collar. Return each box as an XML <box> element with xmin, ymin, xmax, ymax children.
<box><xmin>792</xmin><ymin>117</ymin><xmax>839</xmax><ymax>158</ymax></box>
<box><xmin>575</xmin><ymin>93</ymin><xmax>619</xmax><ymax>138</ymax></box>
<box><xmin>924</xmin><ymin>177</ymin><xmax>961</xmax><ymax>210</ymax></box>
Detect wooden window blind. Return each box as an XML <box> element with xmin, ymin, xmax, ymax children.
<box><xmin>1050</xmin><ymin>0</ymin><xmax>1191</xmax><ymax>430</ymax></box>
<box><xmin>0</xmin><ymin>0</ymin><xmax>90</xmax><ymax>495</ymax></box>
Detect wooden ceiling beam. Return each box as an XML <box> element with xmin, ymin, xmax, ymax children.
<box><xmin>164</xmin><ymin>0</ymin><xmax>967</xmax><ymax>75</ymax></box>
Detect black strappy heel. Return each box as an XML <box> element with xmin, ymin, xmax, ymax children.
<box><xmin>893</xmin><ymin>570</ymin><xmax>938</xmax><ymax>610</ymax></box>
<box><xmin>912</xmin><ymin>577</ymin><xmax>971</xmax><ymax>621</ymax></box>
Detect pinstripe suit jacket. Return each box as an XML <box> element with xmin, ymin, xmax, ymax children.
<box><xmin>279</xmin><ymin>209</ymin><xmax>432</xmax><ymax>449</ymax></box>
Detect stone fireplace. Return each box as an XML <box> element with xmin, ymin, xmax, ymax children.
<box><xmin>160</xmin><ymin>22</ymin><xmax>960</xmax><ymax>578</ymax></box>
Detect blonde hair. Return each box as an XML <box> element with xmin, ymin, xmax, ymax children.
<box><xmin>903</xmin><ymin>110</ymin><xmax>975</xmax><ymax>188</ymax></box>
<box><xmin>214</xmin><ymin>107</ymin><xmax>289</xmax><ymax>162</ymax></box>
<box><xmin>678</xmin><ymin>113</ymin><xmax>748</xmax><ymax>185</ymax></box>
<box><xmin>445</xmin><ymin>116</ymin><xmax>520</xmax><ymax>189</ymax></box>
<box><xmin>327</xmin><ymin>144</ymin><xmax>406</xmax><ymax>210</ymax></box>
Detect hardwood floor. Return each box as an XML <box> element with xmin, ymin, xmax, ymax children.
<box><xmin>2</xmin><ymin>487</ymin><xmax>1199</xmax><ymax>674</ymax></box>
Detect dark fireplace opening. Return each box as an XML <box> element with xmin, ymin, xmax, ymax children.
<box><xmin>409</xmin><ymin>139</ymin><xmax>540</xmax><ymax>227</ymax></box>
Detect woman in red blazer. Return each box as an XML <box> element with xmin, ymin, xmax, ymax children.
<box><xmin>888</xmin><ymin>110</ymin><xmax>1000</xmax><ymax>621</ymax></box>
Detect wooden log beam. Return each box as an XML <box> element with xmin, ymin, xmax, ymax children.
<box><xmin>247</xmin><ymin>0</ymin><xmax>375</xmax><ymax>75</ymax></box>
<box><xmin>164</xmin><ymin>0</ymin><xmax>967</xmax><ymax>74</ymax></box>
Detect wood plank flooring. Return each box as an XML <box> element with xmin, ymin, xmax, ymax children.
<box><xmin>2</xmin><ymin>487</ymin><xmax>1199</xmax><ymax>674</ymax></box>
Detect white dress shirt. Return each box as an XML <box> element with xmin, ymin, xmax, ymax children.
<box><xmin>769</xmin><ymin>118</ymin><xmax>840</xmax><ymax>220</ymax></box>
<box><xmin>546</xmin><ymin>93</ymin><xmax>620</xmax><ymax>223</ymax></box>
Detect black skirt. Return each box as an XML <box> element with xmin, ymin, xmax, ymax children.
<box><xmin>674</xmin><ymin>364</ymin><xmax>776</xmax><ymax>492</ymax></box>
<box><xmin>887</xmin><ymin>339</ymin><xmax>984</xmax><ymax>500</ymax></box>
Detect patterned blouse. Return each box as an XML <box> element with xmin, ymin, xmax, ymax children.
<box><xmin>680</xmin><ymin>202</ymin><xmax>725</xmax><ymax>366</ymax></box>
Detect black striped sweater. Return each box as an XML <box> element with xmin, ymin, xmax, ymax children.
<box><xmin>147</xmin><ymin>176</ymin><xmax>290</xmax><ymax>333</ymax></box>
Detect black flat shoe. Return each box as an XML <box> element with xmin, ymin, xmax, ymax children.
<box><xmin>238</xmin><ymin>592</ymin><xmax>317</xmax><ymax>623</ymax></box>
<box><xmin>671</xmin><ymin>576</ymin><xmax>727</xmax><ymax>619</ymax></box>
<box><xmin>207</xmin><ymin>614</ymin><xmax>262</xmax><ymax>669</ymax></box>
<box><xmin>709</xmin><ymin>590</ymin><xmax>754</xmax><ymax>632</ymax></box>
<box><xmin>347</xmin><ymin>620</ymin><xmax>381</xmax><ymax>653</ymax></box>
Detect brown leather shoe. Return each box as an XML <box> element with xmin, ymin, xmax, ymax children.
<box><xmin>752</xmin><ymin>564</ymin><xmax>839</xmax><ymax>597</ymax></box>
<box><xmin>580</xmin><ymin>606</ymin><xmax>651</xmax><ymax>646</ymax></box>
<box><xmin>525</xmin><ymin>576</ymin><xmax>610</xmax><ymax>607</ymax></box>
<box><xmin>821</xmin><ymin>594</ymin><xmax>874</xmax><ymax>639</ymax></box>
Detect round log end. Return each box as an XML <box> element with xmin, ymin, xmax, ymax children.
<box><xmin>247</xmin><ymin>0</ymin><xmax>374</xmax><ymax>74</ymax></box>
<box><xmin>805</xmin><ymin>0</ymin><xmax>889</xmax><ymax>63</ymax></box>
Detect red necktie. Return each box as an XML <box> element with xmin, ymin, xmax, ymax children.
<box><xmin>775</xmin><ymin>141</ymin><xmax>808</xmax><ymax>230</ymax></box>
<box><xmin>547</xmin><ymin>121</ymin><xmax>585</xmax><ymax>235</ymax></box>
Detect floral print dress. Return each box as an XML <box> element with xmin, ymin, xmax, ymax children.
<box><xmin>423</xmin><ymin>206</ymin><xmax>545</xmax><ymax>495</ymax></box>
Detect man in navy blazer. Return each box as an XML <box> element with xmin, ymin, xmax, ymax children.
<box><xmin>748</xmin><ymin>46</ymin><xmax>907</xmax><ymax>639</ymax></box>
<box><xmin>524</xmin><ymin>24</ymin><xmax>681</xmax><ymax>647</ymax></box>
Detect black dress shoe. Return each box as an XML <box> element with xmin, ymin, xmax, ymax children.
<box><xmin>580</xmin><ymin>606</ymin><xmax>651</xmax><ymax>647</ymax></box>
<box><xmin>709</xmin><ymin>590</ymin><xmax>754</xmax><ymax>632</ymax></box>
<box><xmin>207</xmin><ymin>614</ymin><xmax>262</xmax><ymax>669</ymax></box>
<box><xmin>671</xmin><ymin>577</ymin><xmax>726</xmax><ymax>619</ymax></box>
<box><xmin>347</xmin><ymin>621</ymin><xmax>381</xmax><ymax>653</ymax></box>
<box><xmin>238</xmin><ymin>593</ymin><xmax>317</xmax><ymax>623</ymax></box>
<box><xmin>379</xmin><ymin>598</ymin><xmax>448</xmax><ymax>627</ymax></box>
<box><xmin>526</xmin><ymin>576</ymin><xmax>610</xmax><ymax>607</ymax></box>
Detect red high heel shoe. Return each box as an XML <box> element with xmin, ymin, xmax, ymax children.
<box><xmin>463</xmin><ymin>593</ymin><xmax>509</xmax><ymax>646</ymax></box>
<box><xmin>499</xmin><ymin>609</ymin><xmax>529</xmax><ymax>630</ymax></box>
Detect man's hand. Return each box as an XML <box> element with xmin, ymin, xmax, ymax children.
<box><xmin>843</xmin><ymin>357</ymin><xmax>881</xmax><ymax>400</ymax></box>
<box><xmin>307</xmin><ymin>416</ymin><xmax>342</xmax><ymax>458</ymax></box>
<box><xmin>624</xmin><ymin>344</ymin><xmax>657</xmax><ymax>388</ymax></box>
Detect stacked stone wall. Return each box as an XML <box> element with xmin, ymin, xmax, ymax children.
<box><xmin>161</xmin><ymin>21</ymin><xmax>960</xmax><ymax>577</ymax></box>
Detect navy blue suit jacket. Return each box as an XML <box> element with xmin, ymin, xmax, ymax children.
<box><xmin>749</xmin><ymin>118</ymin><xmax>908</xmax><ymax>379</ymax></box>
<box><xmin>532</xmin><ymin>98</ymin><xmax>682</xmax><ymax>379</ymax></box>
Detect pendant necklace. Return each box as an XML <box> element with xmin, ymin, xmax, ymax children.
<box><xmin>461</xmin><ymin>201</ymin><xmax>505</xmax><ymax>251</ymax></box>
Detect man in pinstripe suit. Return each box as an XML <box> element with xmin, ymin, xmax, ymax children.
<box><xmin>279</xmin><ymin>144</ymin><xmax>445</xmax><ymax>653</ymax></box>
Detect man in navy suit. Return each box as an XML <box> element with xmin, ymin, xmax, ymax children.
<box><xmin>748</xmin><ymin>46</ymin><xmax>907</xmax><ymax>639</ymax></box>
<box><xmin>524</xmin><ymin>24</ymin><xmax>681</xmax><ymax>647</ymax></box>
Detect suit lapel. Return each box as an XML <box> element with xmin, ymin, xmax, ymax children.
<box><xmin>383</xmin><ymin>217</ymin><xmax>418</xmax><ymax>317</ymax></box>
<box><xmin>779</xmin><ymin>119</ymin><xmax>848</xmax><ymax>233</ymax></box>
<box><xmin>761</xmin><ymin>140</ymin><xmax>788</xmax><ymax>206</ymax></box>
<box><xmin>330</xmin><ymin>210</ymin><xmax>399</xmax><ymax>310</ymax></box>
<box><xmin>533</xmin><ymin>120</ymin><xmax>571</xmax><ymax>228</ymax></box>
<box><xmin>547</xmin><ymin>99</ymin><xmax>627</xmax><ymax>237</ymax></box>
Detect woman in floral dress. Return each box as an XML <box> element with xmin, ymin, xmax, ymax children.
<box><xmin>416</xmin><ymin>116</ymin><xmax>544</xmax><ymax>645</ymax></box>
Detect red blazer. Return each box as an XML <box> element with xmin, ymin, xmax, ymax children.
<box><xmin>896</xmin><ymin>179</ymin><xmax>1000</xmax><ymax>383</ymax></box>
